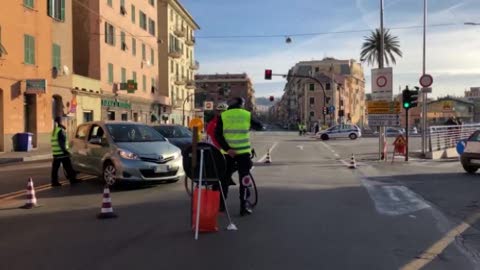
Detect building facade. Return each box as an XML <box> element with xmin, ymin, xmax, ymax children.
<box><xmin>194</xmin><ymin>73</ymin><xmax>256</xmax><ymax>111</ymax></box>
<box><xmin>158</xmin><ymin>0</ymin><xmax>199</xmax><ymax>126</ymax></box>
<box><xmin>0</xmin><ymin>0</ymin><xmax>62</xmax><ymax>152</ymax></box>
<box><xmin>275</xmin><ymin>58</ymin><xmax>366</xmax><ymax>130</ymax></box>
<box><xmin>73</xmin><ymin>0</ymin><xmax>169</xmax><ymax>125</ymax></box>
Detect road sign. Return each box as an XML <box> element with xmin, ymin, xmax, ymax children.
<box><xmin>204</xmin><ymin>101</ymin><xmax>214</xmax><ymax>111</ymax></box>
<box><xmin>419</xmin><ymin>74</ymin><xmax>433</xmax><ymax>88</ymax></box>
<box><xmin>421</xmin><ymin>87</ymin><xmax>432</xmax><ymax>93</ymax></box>
<box><xmin>329</xmin><ymin>105</ymin><xmax>335</xmax><ymax>112</ymax></box>
<box><xmin>367</xmin><ymin>101</ymin><xmax>401</xmax><ymax>114</ymax></box>
<box><xmin>371</xmin><ymin>67</ymin><xmax>393</xmax><ymax>101</ymax></box>
<box><xmin>456</xmin><ymin>139</ymin><xmax>467</xmax><ymax>155</ymax></box>
<box><xmin>368</xmin><ymin>114</ymin><xmax>400</xmax><ymax>127</ymax></box>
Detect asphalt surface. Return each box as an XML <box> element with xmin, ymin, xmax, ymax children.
<box><xmin>0</xmin><ymin>132</ymin><xmax>478</xmax><ymax>270</ymax></box>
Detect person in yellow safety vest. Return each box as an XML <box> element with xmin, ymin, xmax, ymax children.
<box><xmin>298</xmin><ymin>123</ymin><xmax>304</xmax><ymax>136</ymax></box>
<box><xmin>51</xmin><ymin>117</ymin><xmax>79</xmax><ymax>187</ymax></box>
<box><xmin>215</xmin><ymin>97</ymin><xmax>263</xmax><ymax>216</ymax></box>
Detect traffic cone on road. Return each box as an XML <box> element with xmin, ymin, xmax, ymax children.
<box><xmin>264</xmin><ymin>148</ymin><xmax>272</xmax><ymax>164</ymax></box>
<box><xmin>348</xmin><ymin>154</ymin><xmax>357</xmax><ymax>169</ymax></box>
<box><xmin>97</xmin><ymin>185</ymin><xmax>117</xmax><ymax>219</ymax></box>
<box><xmin>21</xmin><ymin>177</ymin><xmax>38</xmax><ymax>209</ymax></box>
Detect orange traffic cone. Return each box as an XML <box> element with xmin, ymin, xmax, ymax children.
<box><xmin>97</xmin><ymin>186</ymin><xmax>117</xmax><ymax>219</ymax></box>
<box><xmin>264</xmin><ymin>148</ymin><xmax>271</xmax><ymax>164</ymax></box>
<box><xmin>349</xmin><ymin>154</ymin><xmax>357</xmax><ymax>169</ymax></box>
<box><xmin>21</xmin><ymin>177</ymin><xmax>38</xmax><ymax>209</ymax></box>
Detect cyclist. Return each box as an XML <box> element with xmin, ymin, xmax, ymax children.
<box><xmin>206</xmin><ymin>103</ymin><xmax>228</xmax><ymax>150</ymax></box>
<box><xmin>215</xmin><ymin>97</ymin><xmax>263</xmax><ymax>216</ymax></box>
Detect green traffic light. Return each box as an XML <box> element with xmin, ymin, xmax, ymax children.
<box><xmin>403</xmin><ymin>102</ymin><xmax>410</xmax><ymax>109</ymax></box>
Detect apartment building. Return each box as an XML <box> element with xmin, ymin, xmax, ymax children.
<box><xmin>73</xmin><ymin>0</ymin><xmax>168</xmax><ymax>124</ymax></box>
<box><xmin>158</xmin><ymin>0</ymin><xmax>200</xmax><ymax>126</ymax></box>
<box><xmin>194</xmin><ymin>73</ymin><xmax>256</xmax><ymax>111</ymax></box>
<box><xmin>0</xmin><ymin>0</ymin><xmax>59</xmax><ymax>152</ymax></box>
<box><xmin>275</xmin><ymin>58</ymin><xmax>366</xmax><ymax>129</ymax></box>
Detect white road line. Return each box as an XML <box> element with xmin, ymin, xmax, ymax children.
<box><xmin>257</xmin><ymin>141</ymin><xmax>279</xmax><ymax>163</ymax></box>
<box><xmin>296</xmin><ymin>145</ymin><xmax>304</xmax><ymax>151</ymax></box>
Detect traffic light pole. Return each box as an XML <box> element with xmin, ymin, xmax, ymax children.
<box><xmin>405</xmin><ymin>108</ymin><xmax>409</xmax><ymax>162</ymax></box>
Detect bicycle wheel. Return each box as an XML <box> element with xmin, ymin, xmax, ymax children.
<box><xmin>245</xmin><ymin>173</ymin><xmax>258</xmax><ymax>208</ymax></box>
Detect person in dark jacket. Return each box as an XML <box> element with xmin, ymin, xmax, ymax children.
<box><xmin>215</xmin><ymin>97</ymin><xmax>263</xmax><ymax>216</ymax></box>
<box><xmin>51</xmin><ymin>117</ymin><xmax>78</xmax><ymax>187</ymax></box>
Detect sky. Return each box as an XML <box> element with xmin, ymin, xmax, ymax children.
<box><xmin>181</xmin><ymin>0</ymin><xmax>480</xmax><ymax>98</ymax></box>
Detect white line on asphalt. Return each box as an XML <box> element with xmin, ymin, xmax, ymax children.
<box><xmin>296</xmin><ymin>145</ymin><xmax>304</xmax><ymax>151</ymax></box>
<box><xmin>257</xmin><ymin>142</ymin><xmax>279</xmax><ymax>163</ymax></box>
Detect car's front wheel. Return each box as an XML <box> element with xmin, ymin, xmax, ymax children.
<box><xmin>103</xmin><ymin>161</ymin><xmax>117</xmax><ymax>186</ymax></box>
<box><xmin>321</xmin><ymin>134</ymin><xmax>329</xmax><ymax>141</ymax></box>
<box><xmin>349</xmin><ymin>133</ymin><xmax>358</xmax><ymax>140</ymax></box>
<box><xmin>463</xmin><ymin>164</ymin><xmax>478</xmax><ymax>174</ymax></box>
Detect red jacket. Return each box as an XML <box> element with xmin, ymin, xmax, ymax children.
<box><xmin>206</xmin><ymin>116</ymin><xmax>220</xmax><ymax>148</ymax></box>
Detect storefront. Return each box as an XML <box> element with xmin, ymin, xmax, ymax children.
<box><xmin>101</xmin><ymin>97</ymin><xmax>132</xmax><ymax>122</ymax></box>
<box><xmin>72</xmin><ymin>75</ymin><xmax>102</xmax><ymax>127</ymax></box>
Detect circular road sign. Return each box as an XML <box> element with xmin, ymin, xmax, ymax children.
<box><xmin>456</xmin><ymin>139</ymin><xmax>467</xmax><ymax>155</ymax></box>
<box><xmin>420</xmin><ymin>74</ymin><xmax>433</xmax><ymax>88</ymax></box>
<box><xmin>376</xmin><ymin>76</ymin><xmax>388</xmax><ymax>88</ymax></box>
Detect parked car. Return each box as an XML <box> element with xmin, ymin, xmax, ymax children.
<box><xmin>70</xmin><ymin>121</ymin><xmax>184</xmax><ymax>185</ymax></box>
<box><xmin>385</xmin><ymin>127</ymin><xmax>404</xmax><ymax>137</ymax></box>
<box><xmin>461</xmin><ymin>130</ymin><xmax>480</xmax><ymax>174</ymax></box>
<box><xmin>317</xmin><ymin>124</ymin><xmax>362</xmax><ymax>140</ymax></box>
<box><xmin>152</xmin><ymin>124</ymin><xmax>192</xmax><ymax>150</ymax></box>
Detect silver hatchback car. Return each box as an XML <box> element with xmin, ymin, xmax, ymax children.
<box><xmin>70</xmin><ymin>121</ymin><xmax>184</xmax><ymax>185</ymax></box>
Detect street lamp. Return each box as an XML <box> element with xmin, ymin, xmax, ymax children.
<box><xmin>182</xmin><ymin>90</ymin><xmax>208</xmax><ymax>126</ymax></box>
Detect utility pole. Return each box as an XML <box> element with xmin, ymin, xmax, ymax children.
<box><xmin>378</xmin><ymin>0</ymin><xmax>386</xmax><ymax>160</ymax></box>
<box><xmin>421</xmin><ymin>0</ymin><xmax>428</xmax><ymax>156</ymax></box>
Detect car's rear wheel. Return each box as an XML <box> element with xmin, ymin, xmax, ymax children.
<box><xmin>321</xmin><ymin>134</ymin><xmax>329</xmax><ymax>141</ymax></box>
<box><xmin>103</xmin><ymin>161</ymin><xmax>117</xmax><ymax>186</ymax></box>
<box><xmin>349</xmin><ymin>133</ymin><xmax>358</xmax><ymax>140</ymax></box>
<box><xmin>463</xmin><ymin>164</ymin><xmax>478</xmax><ymax>174</ymax></box>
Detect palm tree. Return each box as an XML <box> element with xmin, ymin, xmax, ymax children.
<box><xmin>360</xmin><ymin>29</ymin><xmax>402</xmax><ymax>67</ymax></box>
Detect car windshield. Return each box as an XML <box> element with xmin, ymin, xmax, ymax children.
<box><xmin>154</xmin><ymin>126</ymin><xmax>192</xmax><ymax>138</ymax></box>
<box><xmin>107</xmin><ymin>124</ymin><xmax>166</xmax><ymax>142</ymax></box>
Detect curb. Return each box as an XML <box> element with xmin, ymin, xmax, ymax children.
<box><xmin>0</xmin><ymin>154</ymin><xmax>52</xmax><ymax>165</ymax></box>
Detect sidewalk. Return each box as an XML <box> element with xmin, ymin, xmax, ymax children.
<box><xmin>0</xmin><ymin>147</ymin><xmax>52</xmax><ymax>165</ymax></box>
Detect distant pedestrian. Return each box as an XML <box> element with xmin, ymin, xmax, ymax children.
<box><xmin>51</xmin><ymin>116</ymin><xmax>79</xmax><ymax>187</ymax></box>
<box><xmin>314</xmin><ymin>123</ymin><xmax>320</xmax><ymax>134</ymax></box>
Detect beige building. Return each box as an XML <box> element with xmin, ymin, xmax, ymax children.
<box><xmin>276</xmin><ymin>58</ymin><xmax>366</xmax><ymax>129</ymax></box>
<box><xmin>158</xmin><ymin>0</ymin><xmax>200</xmax><ymax>126</ymax></box>
<box><xmin>73</xmin><ymin>0</ymin><xmax>168</xmax><ymax>124</ymax></box>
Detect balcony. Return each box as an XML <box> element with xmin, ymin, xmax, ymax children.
<box><xmin>174</xmin><ymin>27</ymin><xmax>186</xmax><ymax>38</ymax></box>
<box><xmin>190</xmin><ymin>60</ymin><xmax>199</xmax><ymax>70</ymax></box>
<box><xmin>174</xmin><ymin>76</ymin><xmax>186</xmax><ymax>85</ymax></box>
<box><xmin>168</xmin><ymin>48</ymin><xmax>182</xmax><ymax>59</ymax></box>
<box><xmin>185</xmin><ymin>37</ymin><xmax>195</xmax><ymax>46</ymax></box>
<box><xmin>186</xmin><ymin>80</ymin><xmax>195</xmax><ymax>89</ymax></box>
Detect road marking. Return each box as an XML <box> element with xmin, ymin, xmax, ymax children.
<box><xmin>296</xmin><ymin>145</ymin><xmax>304</xmax><ymax>151</ymax></box>
<box><xmin>400</xmin><ymin>211</ymin><xmax>480</xmax><ymax>270</ymax></box>
<box><xmin>257</xmin><ymin>142</ymin><xmax>279</xmax><ymax>163</ymax></box>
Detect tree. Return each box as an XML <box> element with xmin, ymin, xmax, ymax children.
<box><xmin>360</xmin><ymin>29</ymin><xmax>402</xmax><ymax>67</ymax></box>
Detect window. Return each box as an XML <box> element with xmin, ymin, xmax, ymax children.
<box><xmin>310</xmin><ymin>111</ymin><xmax>315</xmax><ymax>117</ymax></box>
<box><xmin>75</xmin><ymin>124</ymin><xmax>89</xmax><ymax>139</ymax></box>
<box><xmin>148</xmin><ymin>18</ymin><xmax>155</xmax><ymax>36</ymax></box>
<box><xmin>142</xmin><ymin>75</ymin><xmax>146</xmax><ymax>92</ymax></box>
<box><xmin>108</xmin><ymin>63</ymin><xmax>114</xmax><ymax>84</ymax></box>
<box><xmin>121</xmin><ymin>113</ymin><xmax>128</xmax><ymax>121</ymax></box>
<box><xmin>24</xmin><ymin>0</ymin><xmax>34</xmax><ymax>8</ymax></box>
<box><xmin>107</xmin><ymin>0</ymin><xmax>112</xmax><ymax>7</ymax></box>
<box><xmin>150</xmin><ymin>47</ymin><xmax>154</xmax><ymax>65</ymax></box>
<box><xmin>120</xmin><ymin>0</ymin><xmax>126</xmax><ymax>15</ymax></box>
<box><xmin>170</xmin><ymin>60</ymin><xmax>173</xmax><ymax>73</ymax></box>
<box><xmin>326</xmin><ymin>83</ymin><xmax>331</xmax><ymax>90</ymax></box>
<box><xmin>83</xmin><ymin>111</ymin><xmax>93</xmax><ymax>122</ymax></box>
<box><xmin>0</xmin><ymin>26</ymin><xmax>6</xmax><ymax>57</ymax></box>
<box><xmin>133</xmin><ymin>112</ymin><xmax>139</xmax><ymax>122</ymax></box>
<box><xmin>121</xmin><ymin>67</ymin><xmax>126</xmax><ymax>83</ymax></box>
<box><xmin>24</xmin><ymin>34</ymin><xmax>35</xmax><ymax>65</ymax></box>
<box><xmin>120</xmin><ymin>32</ymin><xmax>126</xmax><ymax>51</ymax></box>
<box><xmin>107</xmin><ymin>111</ymin><xmax>115</xmax><ymax>121</ymax></box>
<box><xmin>141</xmin><ymin>43</ymin><xmax>146</xmax><ymax>60</ymax></box>
<box><xmin>52</xmin><ymin>43</ymin><xmax>61</xmax><ymax>69</ymax></box>
<box><xmin>151</xmin><ymin>78</ymin><xmax>155</xmax><ymax>93</ymax></box>
<box><xmin>309</xmin><ymin>97</ymin><xmax>315</xmax><ymax>105</ymax></box>
<box><xmin>131</xmin><ymin>37</ymin><xmax>136</xmax><ymax>55</ymax></box>
<box><xmin>139</xmin><ymin>11</ymin><xmax>147</xmax><ymax>30</ymax></box>
<box><xmin>104</xmin><ymin>22</ymin><xmax>115</xmax><ymax>45</ymax></box>
<box><xmin>149</xmin><ymin>0</ymin><xmax>155</xmax><ymax>7</ymax></box>
<box><xmin>131</xmin><ymin>5</ymin><xmax>135</xmax><ymax>23</ymax></box>
<box><xmin>315</xmin><ymin>67</ymin><xmax>319</xmax><ymax>72</ymax></box>
<box><xmin>132</xmin><ymin>71</ymin><xmax>137</xmax><ymax>82</ymax></box>
<box><xmin>309</xmin><ymin>84</ymin><xmax>315</xmax><ymax>91</ymax></box>
<box><xmin>48</xmin><ymin>0</ymin><xmax>65</xmax><ymax>21</ymax></box>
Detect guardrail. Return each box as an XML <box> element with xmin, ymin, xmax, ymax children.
<box><xmin>428</xmin><ymin>123</ymin><xmax>480</xmax><ymax>152</ymax></box>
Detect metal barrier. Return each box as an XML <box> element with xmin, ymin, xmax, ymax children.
<box><xmin>428</xmin><ymin>124</ymin><xmax>480</xmax><ymax>152</ymax></box>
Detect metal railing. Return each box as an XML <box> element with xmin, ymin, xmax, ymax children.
<box><xmin>428</xmin><ymin>123</ymin><xmax>480</xmax><ymax>152</ymax></box>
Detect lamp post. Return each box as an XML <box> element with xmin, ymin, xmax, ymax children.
<box><xmin>182</xmin><ymin>92</ymin><xmax>195</xmax><ymax>126</ymax></box>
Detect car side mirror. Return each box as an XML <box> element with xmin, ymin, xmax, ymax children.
<box><xmin>89</xmin><ymin>137</ymin><xmax>102</xmax><ymax>145</ymax></box>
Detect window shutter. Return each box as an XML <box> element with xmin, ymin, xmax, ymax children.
<box><xmin>112</xmin><ymin>27</ymin><xmax>116</xmax><ymax>45</ymax></box>
<box><xmin>24</xmin><ymin>35</ymin><xmax>29</xmax><ymax>63</ymax></box>
<box><xmin>60</xmin><ymin>0</ymin><xmax>65</xmax><ymax>21</ymax></box>
<box><xmin>104</xmin><ymin>22</ymin><xmax>108</xmax><ymax>43</ymax></box>
<box><xmin>47</xmin><ymin>0</ymin><xmax>52</xmax><ymax>17</ymax></box>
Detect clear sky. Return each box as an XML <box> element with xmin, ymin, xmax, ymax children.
<box><xmin>182</xmin><ymin>0</ymin><xmax>480</xmax><ymax>98</ymax></box>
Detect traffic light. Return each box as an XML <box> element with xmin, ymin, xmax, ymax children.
<box><xmin>269</xmin><ymin>96</ymin><xmax>274</xmax><ymax>102</ymax></box>
<box><xmin>322</xmin><ymin>107</ymin><xmax>328</xmax><ymax>115</ymax></box>
<box><xmin>264</xmin><ymin>69</ymin><xmax>272</xmax><ymax>80</ymax></box>
<box><xmin>402</xmin><ymin>86</ymin><xmax>419</xmax><ymax>109</ymax></box>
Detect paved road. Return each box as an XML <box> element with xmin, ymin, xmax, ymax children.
<box><xmin>0</xmin><ymin>132</ymin><xmax>478</xmax><ymax>270</ymax></box>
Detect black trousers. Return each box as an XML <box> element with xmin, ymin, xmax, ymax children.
<box><xmin>219</xmin><ymin>153</ymin><xmax>252</xmax><ymax>209</ymax></box>
<box><xmin>51</xmin><ymin>156</ymin><xmax>76</xmax><ymax>183</ymax></box>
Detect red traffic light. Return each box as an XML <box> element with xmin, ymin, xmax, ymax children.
<box><xmin>269</xmin><ymin>96</ymin><xmax>274</xmax><ymax>102</ymax></box>
<box><xmin>264</xmin><ymin>69</ymin><xmax>272</xmax><ymax>80</ymax></box>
